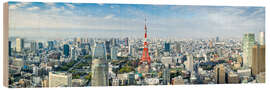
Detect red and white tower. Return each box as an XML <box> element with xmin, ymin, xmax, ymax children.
<box><xmin>141</xmin><ymin>18</ymin><xmax>151</xmax><ymax>64</ymax></box>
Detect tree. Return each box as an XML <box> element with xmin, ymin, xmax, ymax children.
<box><xmin>84</xmin><ymin>73</ymin><xmax>92</xmax><ymax>80</ymax></box>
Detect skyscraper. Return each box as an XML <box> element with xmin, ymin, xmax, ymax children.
<box><xmin>70</xmin><ymin>46</ymin><xmax>76</xmax><ymax>60</ymax></box>
<box><xmin>47</xmin><ymin>41</ymin><xmax>54</xmax><ymax>50</ymax></box>
<box><xmin>30</xmin><ymin>41</ymin><xmax>37</xmax><ymax>52</ymax></box>
<box><xmin>164</xmin><ymin>42</ymin><xmax>170</xmax><ymax>52</ymax></box>
<box><xmin>16</xmin><ymin>38</ymin><xmax>24</xmax><ymax>52</ymax></box>
<box><xmin>259</xmin><ymin>32</ymin><xmax>265</xmax><ymax>45</ymax></box>
<box><xmin>38</xmin><ymin>42</ymin><xmax>43</xmax><ymax>49</ymax></box>
<box><xmin>216</xmin><ymin>36</ymin><xmax>219</xmax><ymax>42</ymax></box>
<box><xmin>8</xmin><ymin>41</ymin><xmax>11</xmax><ymax>56</ymax></box>
<box><xmin>251</xmin><ymin>45</ymin><xmax>265</xmax><ymax>76</ymax></box>
<box><xmin>91</xmin><ymin>42</ymin><xmax>108</xmax><ymax>86</ymax></box>
<box><xmin>128</xmin><ymin>44</ymin><xmax>133</xmax><ymax>56</ymax></box>
<box><xmin>242</xmin><ymin>33</ymin><xmax>255</xmax><ymax>68</ymax></box>
<box><xmin>111</xmin><ymin>46</ymin><xmax>118</xmax><ymax>60</ymax></box>
<box><xmin>186</xmin><ymin>53</ymin><xmax>194</xmax><ymax>72</ymax></box>
<box><xmin>63</xmin><ymin>44</ymin><xmax>70</xmax><ymax>57</ymax></box>
<box><xmin>162</xmin><ymin>65</ymin><xmax>170</xmax><ymax>85</ymax></box>
<box><xmin>215</xmin><ymin>64</ymin><xmax>225</xmax><ymax>84</ymax></box>
<box><xmin>124</xmin><ymin>37</ymin><xmax>129</xmax><ymax>46</ymax></box>
<box><xmin>105</xmin><ymin>40</ymin><xmax>111</xmax><ymax>54</ymax></box>
<box><xmin>49</xmin><ymin>72</ymin><xmax>72</xmax><ymax>87</ymax></box>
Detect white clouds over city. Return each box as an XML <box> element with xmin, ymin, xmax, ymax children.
<box><xmin>8</xmin><ymin>2</ymin><xmax>265</xmax><ymax>39</ymax></box>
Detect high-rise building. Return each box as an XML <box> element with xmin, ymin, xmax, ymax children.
<box><xmin>110</xmin><ymin>38</ymin><xmax>117</xmax><ymax>46</ymax></box>
<box><xmin>105</xmin><ymin>40</ymin><xmax>111</xmax><ymax>54</ymax></box>
<box><xmin>251</xmin><ymin>45</ymin><xmax>265</xmax><ymax>76</ymax></box>
<box><xmin>76</xmin><ymin>37</ymin><xmax>82</xmax><ymax>44</ymax></box>
<box><xmin>13</xmin><ymin>58</ymin><xmax>24</xmax><ymax>68</ymax></box>
<box><xmin>70</xmin><ymin>46</ymin><xmax>76</xmax><ymax>60</ymax></box>
<box><xmin>30</xmin><ymin>41</ymin><xmax>37</xmax><ymax>52</ymax></box>
<box><xmin>172</xmin><ymin>76</ymin><xmax>185</xmax><ymax>85</ymax></box>
<box><xmin>215</xmin><ymin>64</ymin><xmax>225</xmax><ymax>84</ymax></box>
<box><xmin>164</xmin><ymin>42</ymin><xmax>170</xmax><ymax>52</ymax></box>
<box><xmin>242</xmin><ymin>33</ymin><xmax>255</xmax><ymax>68</ymax></box>
<box><xmin>42</xmin><ymin>79</ymin><xmax>49</xmax><ymax>87</ymax></box>
<box><xmin>186</xmin><ymin>53</ymin><xmax>194</xmax><ymax>72</ymax></box>
<box><xmin>16</xmin><ymin>38</ymin><xmax>24</xmax><ymax>52</ymax></box>
<box><xmin>162</xmin><ymin>66</ymin><xmax>170</xmax><ymax>85</ymax></box>
<box><xmin>128</xmin><ymin>44</ymin><xmax>133</xmax><ymax>56</ymax></box>
<box><xmin>91</xmin><ymin>42</ymin><xmax>108</xmax><ymax>86</ymax></box>
<box><xmin>209</xmin><ymin>40</ymin><xmax>213</xmax><ymax>48</ymax></box>
<box><xmin>216</xmin><ymin>36</ymin><xmax>219</xmax><ymax>42</ymax></box>
<box><xmin>259</xmin><ymin>32</ymin><xmax>265</xmax><ymax>45</ymax></box>
<box><xmin>227</xmin><ymin>72</ymin><xmax>239</xmax><ymax>83</ymax></box>
<box><xmin>47</xmin><ymin>41</ymin><xmax>54</xmax><ymax>50</ymax></box>
<box><xmin>63</xmin><ymin>44</ymin><xmax>70</xmax><ymax>57</ymax></box>
<box><xmin>49</xmin><ymin>72</ymin><xmax>72</xmax><ymax>87</ymax></box>
<box><xmin>38</xmin><ymin>42</ymin><xmax>43</xmax><ymax>49</ymax></box>
<box><xmin>8</xmin><ymin>41</ymin><xmax>11</xmax><ymax>56</ymax></box>
<box><xmin>111</xmin><ymin>46</ymin><xmax>118</xmax><ymax>60</ymax></box>
<box><xmin>176</xmin><ymin>43</ymin><xmax>181</xmax><ymax>53</ymax></box>
<box><xmin>124</xmin><ymin>37</ymin><xmax>129</xmax><ymax>46</ymax></box>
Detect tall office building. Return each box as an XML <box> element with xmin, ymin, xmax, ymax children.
<box><xmin>16</xmin><ymin>38</ymin><xmax>24</xmax><ymax>52</ymax></box>
<box><xmin>215</xmin><ymin>64</ymin><xmax>225</xmax><ymax>84</ymax></box>
<box><xmin>164</xmin><ymin>42</ymin><xmax>170</xmax><ymax>52</ymax></box>
<box><xmin>70</xmin><ymin>46</ymin><xmax>76</xmax><ymax>60</ymax></box>
<box><xmin>47</xmin><ymin>41</ymin><xmax>54</xmax><ymax>50</ymax></box>
<box><xmin>227</xmin><ymin>72</ymin><xmax>239</xmax><ymax>83</ymax></box>
<box><xmin>105</xmin><ymin>41</ymin><xmax>111</xmax><ymax>54</ymax></box>
<box><xmin>162</xmin><ymin>65</ymin><xmax>170</xmax><ymax>85</ymax></box>
<box><xmin>176</xmin><ymin>43</ymin><xmax>181</xmax><ymax>53</ymax></box>
<box><xmin>124</xmin><ymin>37</ymin><xmax>129</xmax><ymax>46</ymax></box>
<box><xmin>91</xmin><ymin>42</ymin><xmax>108</xmax><ymax>86</ymax></box>
<box><xmin>110</xmin><ymin>38</ymin><xmax>117</xmax><ymax>46</ymax></box>
<box><xmin>63</xmin><ymin>44</ymin><xmax>70</xmax><ymax>57</ymax></box>
<box><xmin>8</xmin><ymin>41</ymin><xmax>11</xmax><ymax>56</ymax></box>
<box><xmin>216</xmin><ymin>36</ymin><xmax>219</xmax><ymax>42</ymax></box>
<box><xmin>111</xmin><ymin>46</ymin><xmax>118</xmax><ymax>60</ymax></box>
<box><xmin>30</xmin><ymin>41</ymin><xmax>37</xmax><ymax>52</ymax></box>
<box><xmin>242</xmin><ymin>33</ymin><xmax>255</xmax><ymax>68</ymax></box>
<box><xmin>38</xmin><ymin>42</ymin><xmax>43</xmax><ymax>49</ymax></box>
<box><xmin>259</xmin><ymin>32</ymin><xmax>265</xmax><ymax>45</ymax></box>
<box><xmin>128</xmin><ymin>44</ymin><xmax>133</xmax><ymax>56</ymax></box>
<box><xmin>49</xmin><ymin>72</ymin><xmax>72</xmax><ymax>87</ymax></box>
<box><xmin>186</xmin><ymin>53</ymin><xmax>194</xmax><ymax>72</ymax></box>
<box><xmin>251</xmin><ymin>45</ymin><xmax>265</xmax><ymax>76</ymax></box>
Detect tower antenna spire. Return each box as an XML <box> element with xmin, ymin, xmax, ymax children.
<box><xmin>141</xmin><ymin>16</ymin><xmax>151</xmax><ymax>64</ymax></box>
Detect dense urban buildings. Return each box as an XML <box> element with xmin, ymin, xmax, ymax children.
<box><xmin>49</xmin><ymin>72</ymin><xmax>72</xmax><ymax>87</ymax></box>
<box><xmin>8</xmin><ymin>30</ymin><xmax>266</xmax><ymax>87</ymax></box>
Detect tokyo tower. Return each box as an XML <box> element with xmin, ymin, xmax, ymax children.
<box><xmin>141</xmin><ymin>18</ymin><xmax>151</xmax><ymax>64</ymax></box>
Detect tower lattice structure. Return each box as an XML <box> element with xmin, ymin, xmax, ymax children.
<box><xmin>141</xmin><ymin>18</ymin><xmax>151</xmax><ymax>64</ymax></box>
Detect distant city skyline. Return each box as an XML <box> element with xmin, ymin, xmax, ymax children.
<box><xmin>8</xmin><ymin>2</ymin><xmax>265</xmax><ymax>40</ymax></box>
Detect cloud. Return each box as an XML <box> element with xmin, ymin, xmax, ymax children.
<box><xmin>27</xmin><ymin>6</ymin><xmax>40</xmax><ymax>11</ymax></box>
<box><xmin>65</xmin><ymin>3</ymin><xmax>75</xmax><ymax>9</ymax></box>
<box><xmin>9</xmin><ymin>4</ymin><xmax>17</xmax><ymax>10</ymax></box>
<box><xmin>104</xmin><ymin>14</ymin><xmax>115</xmax><ymax>19</ymax></box>
<box><xmin>44</xmin><ymin>2</ymin><xmax>55</xmax><ymax>7</ymax></box>
<box><xmin>110</xmin><ymin>5</ymin><xmax>120</xmax><ymax>9</ymax></box>
<box><xmin>8</xmin><ymin>3</ymin><xmax>265</xmax><ymax>39</ymax></box>
<box><xmin>97</xmin><ymin>3</ymin><xmax>104</xmax><ymax>6</ymax></box>
<box><xmin>9</xmin><ymin>2</ymin><xmax>30</xmax><ymax>10</ymax></box>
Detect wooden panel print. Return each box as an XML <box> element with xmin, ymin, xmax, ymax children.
<box><xmin>3</xmin><ymin>1</ymin><xmax>265</xmax><ymax>88</ymax></box>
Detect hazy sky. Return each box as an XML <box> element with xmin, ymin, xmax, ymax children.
<box><xmin>8</xmin><ymin>2</ymin><xmax>265</xmax><ymax>40</ymax></box>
